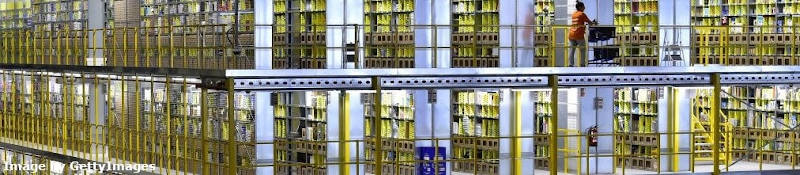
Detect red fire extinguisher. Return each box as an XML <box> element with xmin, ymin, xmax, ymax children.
<box><xmin>586</xmin><ymin>125</ymin><xmax>598</xmax><ymax>147</ymax></box>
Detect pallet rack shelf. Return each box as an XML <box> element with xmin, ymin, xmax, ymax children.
<box><xmin>534</xmin><ymin>0</ymin><xmax>554</xmax><ymax>67</ymax></box>
<box><xmin>364</xmin><ymin>91</ymin><xmax>415</xmax><ymax>175</ymax></box>
<box><xmin>139</xmin><ymin>0</ymin><xmax>255</xmax><ymax>69</ymax></box>
<box><xmin>614</xmin><ymin>87</ymin><xmax>659</xmax><ymax>171</ymax></box>
<box><xmin>614</xmin><ymin>0</ymin><xmax>659</xmax><ymax>66</ymax></box>
<box><xmin>534</xmin><ymin>90</ymin><xmax>552</xmax><ymax>169</ymax></box>
<box><xmin>692</xmin><ymin>0</ymin><xmax>800</xmax><ymax>65</ymax></box>
<box><xmin>0</xmin><ymin>0</ymin><xmax>31</xmax><ymax>30</ymax></box>
<box><xmin>363</xmin><ymin>0</ymin><xmax>414</xmax><ymax>68</ymax></box>
<box><xmin>451</xmin><ymin>90</ymin><xmax>500</xmax><ymax>174</ymax></box>
<box><xmin>273</xmin><ymin>0</ymin><xmax>327</xmax><ymax>69</ymax></box>
<box><xmin>274</xmin><ymin>91</ymin><xmax>328</xmax><ymax>174</ymax></box>
<box><xmin>451</xmin><ymin>0</ymin><xmax>499</xmax><ymax>68</ymax></box>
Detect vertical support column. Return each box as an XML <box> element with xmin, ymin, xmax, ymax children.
<box><xmin>578</xmin><ymin>87</ymin><xmax>614</xmax><ymax>174</ymax></box>
<box><xmin>511</xmin><ymin>91</ymin><xmax>522</xmax><ymax>175</ymax></box>
<box><xmin>254</xmin><ymin>90</ymin><xmax>274</xmax><ymax>174</ymax></box>
<box><xmin>499</xmin><ymin>89</ymin><xmax>512</xmax><ymax>175</ymax></box>
<box><xmin>326</xmin><ymin>91</ymin><xmax>342</xmax><ymax>174</ymax></box>
<box><xmin>415</xmin><ymin>0</ymin><xmax>433</xmax><ymax>68</ymax></box>
<box><xmin>498</xmin><ymin>0</ymin><xmax>516</xmax><ymax>67</ymax></box>
<box><xmin>372</xmin><ymin>77</ymin><xmax>382</xmax><ymax>175</ymax></box>
<box><xmin>254</xmin><ymin>0</ymin><xmax>273</xmax><ymax>69</ymax></box>
<box><xmin>345</xmin><ymin>0</ymin><xmax>362</xmax><ymax>69</ymax></box>
<box><xmin>349</xmin><ymin>91</ymin><xmax>365</xmax><ymax>175</ymax></box>
<box><xmin>548</xmin><ymin>75</ymin><xmax>558</xmax><ymax>175</ymax></box>
<box><xmin>432</xmin><ymin>0</ymin><xmax>451</xmax><ymax>68</ymax></box>
<box><xmin>338</xmin><ymin>92</ymin><xmax>350</xmax><ymax>174</ymax></box>
<box><xmin>667</xmin><ymin>87</ymin><xmax>679</xmax><ymax>172</ymax></box>
<box><xmin>327</xmin><ymin>0</ymin><xmax>344</xmax><ymax>68</ymax></box>
<box><xmin>499</xmin><ymin>0</ymin><xmax>535</xmax><ymax>67</ymax></box>
<box><xmin>226</xmin><ymin>78</ymin><xmax>238</xmax><ymax>175</ymax></box>
<box><xmin>87</xmin><ymin>0</ymin><xmax>104</xmax><ymax>65</ymax></box>
<box><xmin>711</xmin><ymin>73</ymin><xmax>721</xmax><ymax>175</ymax></box>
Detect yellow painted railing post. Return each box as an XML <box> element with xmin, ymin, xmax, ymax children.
<box><xmin>200</xmin><ymin>87</ymin><xmax>209</xmax><ymax>175</ymax></box>
<box><xmin>226</xmin><ymin>78</ymin><xmax>238</xmax><ymax>175</ymax></box>
<box><xmin>372</xmin><ymin>76</ymin><xmax>383</xmax><ymax>175</ymax></box>
<box><xmin>550</xmin><ymin>27</ymin><xmax>555</xmax><ymax>67</ymax></box>
<box><xmin>711</xmin><ymin>73</ymin><xmax>721</xmax><ymax>175</ymax></box>
<box><xmin>512</xmin><ymin>91</ymin><xmax>521</xmax><ymax>175</ymax></box>
<box><xmin>339</xmin><ymin>92</ymin><xmax>350</xmax><ymax>175</ymax></box>
<box><xmin>135</xmin><ymin>75</ymin><xmax>141</xmax><ymax>164</ymax></box>
<box><xmin>549</xmin><ymin>75</ymin><xmax>558</xmax><ymax>175</ymax></box>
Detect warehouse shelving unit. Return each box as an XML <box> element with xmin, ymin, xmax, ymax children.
<box><xmin>31</xmin><ymin>0</ymin><xmax>90</xmax><ymax>66</ymax></box>
<box><xmin>274</xmin><ymin>91</ymin><xmax>328</xmax><ymax>174</ymax></box>
<box><xmin>692</xmin><ymin>0</ymin><xmax>800</xmax><ymax>65</ymax></box>
<box><xmin>139</xmin><ymin>0</ymin><xmax>255</xmax><ymax>69</ymax></box>
<box><xmin>364</xmin><ymin>91</ymin><xmax>415</xmax><ymax>175</ymax></box>
<box><xmin>451</xmin><ymin>0</ymin><xmax>499</xmax><ymax>68</ymax></box>
<box><xmin>614</xmin><ymin>87</ymin><xmax>660</xmax><ymax>171</ymax></box>
<box><xmin>451</xmin><ymin>90</ymin><xmax>500</xmax><ymax>174</ymax></box>
<box><xmin>273</xmin><ymin>0</ymin><xmax>327</xmax><ymax>69</ymax></box>
<box><xmin>534</xmin><ymin>0</ymin><xmax>554</xmax><ymax>67</ymax></box>
<box><xmin>0</xmin><ymin>0</ymin><xmax>31</xmax><ymax>30</ymax></box>
<box><xmin>533</xmin><ymin>90</ymin><xmax>552</xmax><ymax>169</ymax></box>
<box><xmin>363</xmin><ymin>0</ymin><xmax>414</xmax><ymax>68</ymax></box>
<box><xmin>614</xmin><ymin>0</ymin><xmax>659</xmax><ymax>66</ymax></box>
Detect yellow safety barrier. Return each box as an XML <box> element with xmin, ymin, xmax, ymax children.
<box><xmin>0</xmin><ymin>25</ymin><xmax>799</xmax><ymax>69</ymax></box>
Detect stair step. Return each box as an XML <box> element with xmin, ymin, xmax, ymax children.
<box><xmin>695</xmin><ymin>143</ymin><xmax>711</xmax><ymax>146</ymax></box>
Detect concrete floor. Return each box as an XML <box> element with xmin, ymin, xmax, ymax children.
<box><xmin>527</xmin><ymin>161</ymin><xmax>798</xmax><ymax>175</ymax></box>
<box><xmin>367</xmin><ymin>161</ymin><xmax>798</xmax><ymax>175</ymax></box>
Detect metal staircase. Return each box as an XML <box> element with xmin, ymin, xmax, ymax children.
<box><xmin>691</xmin><ymin>107</ymin><xmax>729</xmax><ymax>164</ymax></box>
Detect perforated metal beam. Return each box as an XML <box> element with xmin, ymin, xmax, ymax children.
<box><xmin>228</xmin><ymin>66</ymin><xmax>800</xmax><ymax>90</ymax></box>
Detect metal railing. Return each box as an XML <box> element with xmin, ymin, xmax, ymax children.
<box><xmin>3</xmin><ymin>24</ymin><xmax>800</xmax><ymax>70</ymax></box>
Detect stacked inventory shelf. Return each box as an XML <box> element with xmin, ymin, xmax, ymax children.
<box><xmin>363</xmin><ymin>0</ymin><xmax>414</xmax><ymax>68</ymax></box>
<box><xmin>692</xmin><ymin>0</ymin><xmax>800</xmax><ymax>65</ymax></box>
<box><xmin>533</xmin><ymin>91</ymin><xmax>552</xmax><ymax>169</ymax></box>
<box><xmin>274</xmin><ymin>91</ymin><xmax>328</xmax><ymax>174</ymax></box>
<box><xmin>534</xmin><ymin>0</ymin><xmax>554</xmax><ymax>67</ymax></box>
<box><xmin>32</xmin><ymin>0</ymin><xmax>87</xmax><ymax>30</ymax></box>
<box><xmin>273</xmin><ymin>0</ymin><xmax>327</xmax><ymax>69</ymax></box>
<box><xmin>0</xmin><ymin>0</ymin><xmax>31</xmax><ymax>30</ymax></box>
<box><xmin>364</xmin><ymin>91</ymin><xmax>415</xmax><ymax>175</ymax></box>
<box><xmin>614</xmin><ymin>0</ymin><xmax>659</xmax><ymax>66</ymax></box>
<box><xmin>451</xmin><ymin>90</ymin><xmax>500</xmax><ymax>174</ymax></box>
<box><xmin>0</xmin><ymin>0</ymin><xmax>31</xmax><ymax>63</ymax></box>
<box><xmin>451</xmin><ymin>0</ymin><xmax>499</xmax><ymax>68</ymax></box>
<box><xmin>140</xmin><ymin>0</ymin><xmax>255</xmax><ymax>69</ymax></box>
<box><xmin>31</xmin><ymin>0</ymin><xmax>90</xmax><ymax>65</ymax></box>
<box><xmin>697</xmin><ymin>86</ymin><xmax>800</xmax><ymax>165</ymax></box>
<box><xmin>614</xmin><ymin>88</ymin><xmax>659</xmax><ymax>171</ymax></box>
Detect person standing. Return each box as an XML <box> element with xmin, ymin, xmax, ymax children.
<box><xmin>569</xmin><ymin>1</ymin><xmax>596</xmax><ymax>67</ymax></box>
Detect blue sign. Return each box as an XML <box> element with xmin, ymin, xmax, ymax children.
<box><xmin>416</xmin><ymin>147</ymin><xmax>446</xmax><ymax>175</ymax></box>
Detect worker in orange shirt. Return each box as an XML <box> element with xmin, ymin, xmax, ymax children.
<box><xmin>569</xmin><ymin>2</ymin><xmax>597</xmax><ymax>67</ymax></box>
